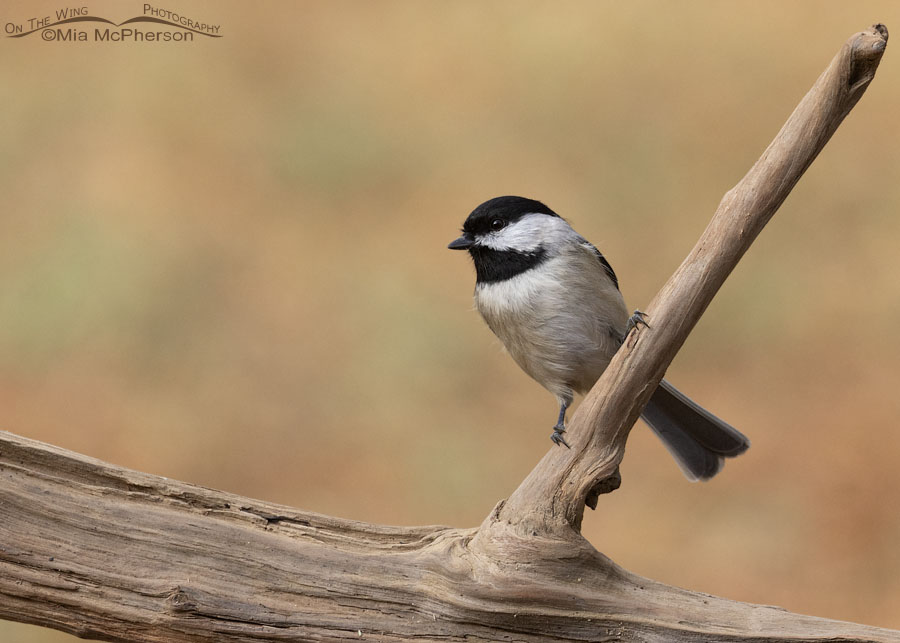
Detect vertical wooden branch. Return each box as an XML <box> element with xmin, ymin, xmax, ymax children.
<box><xmin>496</xmin><ymin>23</ymin><xmax>888</xmax><ymax>534</ymax></box>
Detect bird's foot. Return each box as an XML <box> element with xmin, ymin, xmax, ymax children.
<box><xmin>621</xmin><ymin>310</ymin><xmax>650</xmax><ymax>344</ymax></box>
<box><xmin>550</xmin><ymin>428</ymin><xmax>571</xmax><ymax>448</ymax></box>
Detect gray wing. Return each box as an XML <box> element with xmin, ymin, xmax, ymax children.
<box><xmin>581</xmin><ymin>241</ymin><xmax>619</xmax><ymax>290</ymax></box>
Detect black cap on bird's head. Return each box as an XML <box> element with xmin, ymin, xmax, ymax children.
<box><xmin>447</xmin><ymin>196</ymin><xmax>559</xmax><ymax>250</ymax></box>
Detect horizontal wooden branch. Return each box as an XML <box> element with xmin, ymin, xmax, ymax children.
<box><xmin>2</xmin><ymin>429</ymin><xmax>900</xmax><ymax>642</ymax></box>
<box><xmin>497</xmin><ymin>22</ymin><xmax>889</xmax><ymax>534</ymax></box>
<box><xmin>1</xmin><ymin>23</ymin><xmax>895</xmax><ymax>643</ymax></box>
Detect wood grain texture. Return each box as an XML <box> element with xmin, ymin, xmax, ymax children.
<box><xmin>2</xmin><ymin>429</ymin><xmax>900</xmax><ymax>642</ymax></box>
<box><xmin>1</xmin><ymin>24</ymin><xmax>895</xmax><ymax>643</ymax></box>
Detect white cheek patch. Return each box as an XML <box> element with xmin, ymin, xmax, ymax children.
<box><xmin>477</xmin><ymin>213</ymin><xmax>578</xmax><ymax>252</ymax></box>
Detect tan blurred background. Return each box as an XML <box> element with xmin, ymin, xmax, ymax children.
<box><xmin>2</xmin><ymin>1</ymin><xmax>899</xmax><ymax>640</ymax></box>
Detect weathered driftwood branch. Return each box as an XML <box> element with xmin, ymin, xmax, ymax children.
<box><xmin>1</xmin><ymin>428</ymin><xmax>899</xmax><ymax>642</ymax></box>
<box><xmin>496</xmin><ymin>22</ymin><xmax>890</xmax><ymax>535</ymax></box>
<box><xmin>0</xmin><ymin>24</ymin><xmax>895</xmax><ymax>643</ymax></box>
<box><xmin>2</xmin><ymin>429</ymin><xmax>899</xmax><ymax>643</ymax></box>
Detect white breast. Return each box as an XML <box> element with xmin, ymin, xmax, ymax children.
<box><xmin>474</xmin><ymin>246</ymin><xmax>629</xmax><ymax>400</ymax></box>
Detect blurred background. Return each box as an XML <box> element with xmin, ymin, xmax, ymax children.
<box><xmin>2</xmin><ymin>1</ymin><xmax>899</xmax><ymax>639</ymax></box>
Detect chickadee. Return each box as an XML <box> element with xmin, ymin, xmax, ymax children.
<box><xmin>449</xmin><ymin>196</ymin><xmax>749</xmax><ymax>481</ymax></box>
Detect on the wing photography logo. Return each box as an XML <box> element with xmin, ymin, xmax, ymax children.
<box><xmin>5</xmin><ymin>4</ymin><xmax>221</xmax><ymax>43</ymax></box>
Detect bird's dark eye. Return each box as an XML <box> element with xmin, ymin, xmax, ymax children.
<box><xmin>490</xmin><ymin>218</ymin><xmax>507</xmax><ymax>232</ymax></box>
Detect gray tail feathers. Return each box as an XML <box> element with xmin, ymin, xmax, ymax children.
<box><xmin>640</xmin><ymin>379</ymin><xmax>750</xmax><ymax>481</ymax></box>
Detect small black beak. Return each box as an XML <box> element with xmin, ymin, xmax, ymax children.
<box><xmin>448</xmin><ymin>234</ymin><xmax>474</xmax><ymax>250</ymax></box>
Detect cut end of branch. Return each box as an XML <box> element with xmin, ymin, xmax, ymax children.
<box><xmin>846</xmin><ymin>24</ymin><xmax>889</xmax><ymax>93</ymax></box>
